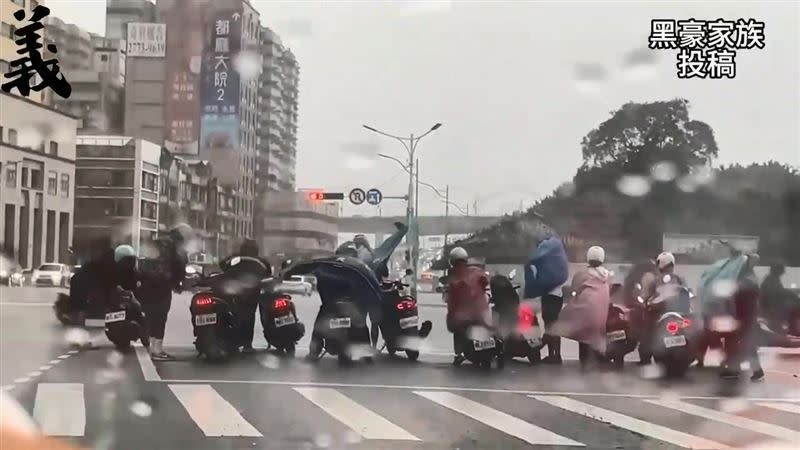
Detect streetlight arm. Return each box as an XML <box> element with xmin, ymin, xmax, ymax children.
<box><xmin>442</xmin><ymin>199</ymin><xmax>469</xmax><ymax>215</ymax></box>
<box><xmin>363</xmin><ymin>125</ymin><xmax>411</xmax><ymax>154</ymax></box>
<box><xmin>419</xmin><ymin>180</ymin><xmax>447</xmax><ymax>199</ymax></box>
<box><xmin>415</xmin><ymin>123</ymin><xmax>442</xmax><ymax>140</ymax></box>
<box><xmin>377</xmin><ymin>153</ymin><xmax>410</xmax><ymax>172</ymax></box>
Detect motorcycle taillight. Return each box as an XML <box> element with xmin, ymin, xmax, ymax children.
<box><xmin>666</xmin><ymin>321</ymin><xmax>680</xmax><ymax>335</ymax></box>
<box><xmin>682</xmin><ymin>318</ymin><xmax>692</xmax><ymax>328</ymax></box>
<box><xmin>396</xmin><ymin>299</ymin><xmax>415</xmax><ymax>311</ymax></box>
<box><xmin>193</xmin><ymin>293</ymin><xmax>214</xmax><ymax>307</ymax></box>
<box><xmin>273</xmin><ymin>296</ymin><xmax>290</xmax><ymax>311</ymax></box>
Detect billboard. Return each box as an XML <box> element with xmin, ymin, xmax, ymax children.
<box><xmin>200</xmin><ymin>9</ymin><xmax>242</xmax><ymax>185</ymax></box>
<box><xmin>126</xmin><ymin>23</ymin><xmax>166</xmax><ymax>57</ymax></box>
<box><xmin>162</xmin><ymin>0</ymin><xmax>209</xmax><ymax>155</ymax></box>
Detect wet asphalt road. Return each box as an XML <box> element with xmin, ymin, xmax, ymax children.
<box><xmin>2</xmin><ymin>286</ymin><xmax>799</xmax><ymax>450</ymax></box>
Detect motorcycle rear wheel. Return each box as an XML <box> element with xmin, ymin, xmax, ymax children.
<box><xmin>405</xmin><ymin>350</ymin><xmax>419</xmax><ymax>361</ymax></box>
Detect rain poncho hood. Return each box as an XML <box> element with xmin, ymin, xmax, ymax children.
<box><xmin>284</xmin><ymin>256</ymin><xmax>383</xmax><ymax>311</ymax></box>
<box><xmin>697</xmin><ymin>255</ymin><xmax>748</xmax><ymax>316</ymax></box>
<box><xmin>524</xmin><ymin>236</ymin><xmax>569</xmax><ymax>299</ymax></box>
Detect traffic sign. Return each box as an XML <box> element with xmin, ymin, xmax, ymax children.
<box><xmin>349</xmin><ymin>188</ymin><xmax>366</xmax><ymax>205</ymax></box>
<box><xmin>367</xmin><ymin>188</ymin><xmax>383</xmax><ymax>205</ymax></box>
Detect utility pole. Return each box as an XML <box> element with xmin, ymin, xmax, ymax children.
<box><xmin>444</xmin><ymin>184</ymin><xmax>449</xmax><ymax>246</ymax></box>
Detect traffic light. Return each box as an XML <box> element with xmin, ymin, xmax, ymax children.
<box><xmin>307</xmin><ymin>191</ymin><xmax>324</xmax><ymax>201</ymax></box>
<box><xmin>306</xmin><ymin>191</ymin><xmax>344</xmax><ymax>201</ymax></box>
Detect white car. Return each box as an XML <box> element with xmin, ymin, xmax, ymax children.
<box><xmin>32</xmin><ymin>263</ymin><xmax>71</xmax><ymax>287</ymax></box>
<box><xmin>279</xmin><ymin>275</ymin><xmax>313</xmax><ymax>296</ymax></box>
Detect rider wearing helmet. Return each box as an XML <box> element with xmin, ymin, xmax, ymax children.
<box><xmin>445</xmin><ymin>247</ymin><xmax>490</xmax><ymax>365</ymax></box>
<box><xmin>233</xmin><ymin>238</ymin><xmax>273</xmax><ymax>353</ymax></box>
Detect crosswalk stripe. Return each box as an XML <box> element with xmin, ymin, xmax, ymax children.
<box><xmin>33</xmin><ymin>383</ymin><xmax>85</xmax><ymax>436</ymax></box>
<box><xmin>169</xmin><ymin>384</ymin><xmax>261</xmax><ymax>437</ymax></box>
<box><xmin>532</xmin><ymin>395</ymin><xmax>728</xmax><ymax>449</ymax></box>
<box><xmin>756</xmin><ymin>402</ymin><xmax>800</xmax><ymax>415</ymax></box>
<box><xmin>415</xmin><ymin>391</ymin><xmax>584</xmax><ymax>447</ymax></box>
<box><xmin>293</xmin><ymin>387</ymin><xmax>419</xmax><ymax>441</ymax></box>
<box><xmin>645</xmin><ymin>398</ymin><xmax>800</xmax><ymax>443</ymax></box>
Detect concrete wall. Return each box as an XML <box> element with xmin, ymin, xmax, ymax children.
<box><xmin>486</xmin><ymin>262</ymin><xmax>800</xmax><ymax>295</ymax></box>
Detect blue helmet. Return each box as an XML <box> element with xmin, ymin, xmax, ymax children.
<box><xmin>114</xmin><ymin>245</ymin><xmax>136</xmax><ymax>262</ymax></box>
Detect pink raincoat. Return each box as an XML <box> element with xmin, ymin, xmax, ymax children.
<box><xmin>552</xmin><ymin>266</ymin><xmax>612</xmax><ymax>353</ymax></box>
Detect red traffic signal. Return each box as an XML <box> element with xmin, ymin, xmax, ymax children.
<box><xmin>307</xmin><ymin>191</ymin><xmax>324</xmax><ymax>201</ymax></box>
<box><xmin>306</xmin><ymin>191</ymin><xmax>344</xmax><ymax>201</ymax></box>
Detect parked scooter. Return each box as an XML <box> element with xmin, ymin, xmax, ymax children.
<box><xmin>104</xmin><ymin>286</ymin><xmax>147</xmax><ymax>351</ymax></box>
<box><xmin>489</xmin><ymin>269</ymin><xmax>542</xmax><ymax>365</ymax></box>
<box><xmin>604</xmin><ymin>283</ymin><xmax>639</xmax><ymax>369</ymax></box>
<box><xmin>378</xmin><ymin>279</ymin><xmax>433</xmax><ymax>361</ymax></box>
<box><xmin>190</xmin><ymin>256</ymin><xmax>269</xmax><ymax>362</ymax></box>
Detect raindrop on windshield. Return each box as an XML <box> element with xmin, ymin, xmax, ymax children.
<box><xmin>711</xmin><ymin>280</ymin><xmax>738</xmax><ymax>298</ymax></box>
<box><xmin>651</xmin><ymin>161</ymin><xmax>677</xmax><ymax>182</ymax></box>
<box><xmin>130</xmin><ymin>399</ymin><xmax>154</xmax><ymax>417</ymax></box>
<box><xmin>616</xmin><ymin>175</ymin><xmax>651</xmax><ymax>197</ymax></box>
<box><xmin>719</xmin><ymin>397</ymin><xmax>750</xmax><ymax>413</ymax></box>
<box><xmin>107</xmin><ymin>350</ymin><xmax>124</xmax><ymax>368</ymax></box>
<box><xmin>65</xmin><ymin>327</ymin><xmax>91</xmax><ymax>346</ymax></box>
<box><xmin>314</xmin><ymin>433</ymin><xmax>333</xmax><ymax>448</ymax></box>
<box><xmin>640</xmin><ymin>364</ymin><xmax>663</xmax><ymax>379</ymax></box>
<box><xmin>233</xmin><ymin>51</ymin><xmax>260</xmax><ymax>81</ymax></box>
<box><xmin>257</xmin><ymin>354</ymin><xmax>281</xmax><ymax>370</ymax></box>
<box><xmin>343</xmin><ymin>430</ymin><xmax>362</xmax><ymax>444</ymax></box>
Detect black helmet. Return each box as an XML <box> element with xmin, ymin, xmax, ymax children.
<box><xmin>168</xmin><ymin>223</ymin><xmax>193</xmax><ymax>242</ymax></box>
<box><xmin>335</xmin><ymin>241</ymin><xmax>358</xmax><ymax>258</ymax></box>
<box><xmin>239</xmin><ymin>238</ymin><xmax>259</xmax><ymax>257</ymax></box>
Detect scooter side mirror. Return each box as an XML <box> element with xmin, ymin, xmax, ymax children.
<box><xmin>508</xmin><ymin>269</ymin><xmax>517</xmax><ymax>280</ymax></box>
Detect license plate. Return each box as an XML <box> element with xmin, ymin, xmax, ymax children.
<box><xmin>329</xmin><ymin>317</ymin><xmax>351</xmax><ymax>329</ymax></box>
<box><xmin>607</xmin><ymin>330</ymin><xmax>627</xmax><ymax>342</ymax></box>
<box><xmin>105</xmin><ymin>311</ymin><xmax>126</xmax><ymax>323</ymax></box>
<box><xmin>399</xmin><ymin>316</ymin><xmax>419</xmax><ymax>329</ymax></box>
<box><xmin>526</xmin><ymin>337</ymin><xmax>541</xmax><ymax>348</ymax></box>
<box><xmin>274</xmin><ymin>315</ymin><xmax>296</xmax><ymax>327</ymax></box>
<box><xmin>664</xmin><ymin>335</ymin><xmax>687</xmax><ymax>348</ymax></box>
<box><xmin>473</xmin><ymin>338</ymin><xmax>496</xmax><ymax>351</ymax></box>
<box><xmin>195</xmin><ymin>313</ymin><xmax>217</xmax><ymax>326</ymax></box>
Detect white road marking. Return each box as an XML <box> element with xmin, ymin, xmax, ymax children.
<box><xmin>134</xmin><ymin>343</ymin><xmax>160</xmax><ymax>381</ymax></box>
<box><xmin>28</xmin><ymin>371</ymin><xmax>42</xmax><ymax>377</ymax></box>
<box><xmin>532</xmin><ymin>395</ymin><xmax>728</xmax><ymax>449</ymax></box>
<box><xmin>293</xmin><ymin>387</ymin><xmax>419</xmax><ymax>441</ymax></box>
<box><xmin>158</xmin><ymin>378</ymin><xmax>800</xmax><ymax>402</ymax></box>
<box><xmin>756</xmin><ymin>402</ymin><xmax>800</xmax><ymax>415</ymax></box>
<box><xmin>2</xmin><ymin>385</ymin><xmax>15</xmax><ymax>391</ymax></box>
<box><xmin>13</xmin><ymin>377</ymin><xmax>30</xmax><ymax>384</ymax></box>
<box><xmin>646</xmin><ymin>399</ymin><xmax>800</xmax><ymax>443</ymax></box>
<box><xmin>67</xmin><ymin>350</ymin><xmax>79</xmax><ymax>355</ymax></box>
<box><xmin>33</xmin><ymin>383</ymin><xmax>85</xmax><ymax>436</ymax></box>
<box><xmin>416</xmin><ymin>391</ymin><xmax>584</xmax><ymax>447</ymax></box>
<box><xmin>0</xmin><ymin>302</ymin><xmax>52</xmax><ymax>306</ymax></box>
<box><xmin>48</xmin><ymin>359</ymin><xmax>61</xmax><ymax>365</ymax></box>
<box><xmin>57</xmin><ymin>355</ymin><xmax>70</xmax><ymax>360</ymax></box>
<box><xmin>169</xmin><ymin>384</ymin><xmax>261</xmax><ymax>437</ymax></box>
<box><xmin>39</xmin><ymin>365</ymin><xmax>53</xmax><ymax>371</ymax></box>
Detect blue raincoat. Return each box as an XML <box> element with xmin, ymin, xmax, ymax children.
<box><xmin>524</xmin><ymin>236</ymin><xmax>569</xmax><ymax>299</ymax></box>
<box><xmin>697</xmin><ymin>255</ymin><xmax>748</xmax><ymax>316</ymax></box>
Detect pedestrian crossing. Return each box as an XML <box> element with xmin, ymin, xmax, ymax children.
<box><xmin>20</xmin><ymin>382</ymin><xmax>800</xmax><ymax>448</ymax></box>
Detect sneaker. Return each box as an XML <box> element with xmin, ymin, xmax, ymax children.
<box><xmin>541</xmin><ymin>355</ymin><xmax>562</xmax><ymax>365</ymax></box>
<box><xmin>750</xmin><ymin>369</ymin><xmax>765</xmax><ymax>382</ymax></box>
<box><xmin>452</xmin><ymin>354</ymin><xmax>465</xmax><ymax>366</ymax></box>
<box><xmin>151</xmin><ymin>352</ymin><xmax>174</xmax><ymax>361</ymax></box>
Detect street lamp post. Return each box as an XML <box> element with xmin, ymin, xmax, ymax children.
<box><xmin>364</xmin><ymin>123</ymin><xmax>441</xmax><ymax>298</ymax></box>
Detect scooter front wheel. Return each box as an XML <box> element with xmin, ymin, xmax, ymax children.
<box><xmin>405</xmin><ymin>350</ymin><xmax>419</xmax><ymax>361</ymax></box>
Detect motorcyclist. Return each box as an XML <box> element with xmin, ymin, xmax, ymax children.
<box><xmin>111</xmin><ymin>244</ymin><xmax>149</xmax><ymax>349</ymax></box>
<box><xmin>721</xmin><ymin>253</ymin><xmax>764</xmax><ymax>381</ymax></box>
<box><xmin>638</xmin><ymin>252</ymin><xmax>684</xmax><ymax>365</ymax></box>
<box><xmin>68</xmin><ymin>237</ymin><xmax>115</xmax><ymax>316</ymax></box>
<box><xmin>353</xmin><ymin>234</ymin><xmax>374</xmax><ymax>265</ymax></box>
<box><xmin>233</xmin><ymin>238</ymin><xmax>273</xmax><ymax>353</ymax></box>
<box><xmin>760</xmin><ymin>262</ymin><xmax>796</xmax><ymax>333</ymax></box>
<box><xmin>305</xmin><ymin>242</ymin><xmax>375</xmax><ymax>361</ymax></box>
<box><xmin>444</xmin><ymin>247</ymin><xmax>490</xmax><ymax>366</ymax></box>
<box><xmin>523</xmin><ymin>236</ymin><xmax>569</xmax><ymax>364</ymax></box>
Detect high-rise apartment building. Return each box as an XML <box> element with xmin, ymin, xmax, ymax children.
<box><xmin>105</xmin><ymin>0</ymin><xmax>156</xmax><ymax>41</ymax></box>
<box><xmin>1</xmin><ymin>0</ymin><xmax>47</xmax><ymax>104</ymax></box>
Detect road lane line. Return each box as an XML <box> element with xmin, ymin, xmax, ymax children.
<box><xmin>28</xmin><ymin>371</ymin><xmax>42</xmax><ymax>377</ymax></box>
<box><xmin>48</xmin><ymin>359</ymin><xmax>61</xmax><ymax>365</ymax></box>
<box><xmin>646</xmin><ymin>399</ymin><xmax>800</xmax><ymax>442</ymax></box>
<box><xmin>756</xmin><ymin>402</ymin><xmax>800</xmax><ymax>415</ymax></box>
<box><xmin>134</xmin><ymin>343</ymin><xmax>160</xmax><ymax>381</ymax></box>
<box><xmin>0</xmin><ymin>302</ymin><xmax>51</xmax><ymax>306</ymax></box>
<box><xmin>39</xmin><ymin>365</ymin><xmax>53</xmax><ymax>371</ymax></box>
<box><xmin>67</xmin><ymin>350</ymin><xmax>79</xmax><ymax>355</ymax></box>
<box><xmin>169</xmin><ymin>384</ymin><xmax>261</xmax><ymax>437</ymax></box>
<box><xmin>158</xmin><ymin>379</ymin><xmax>800</xmax><ymax>402</ymax></box>
<box><xmin>415</xmin><ymin>391</ymin><xmax>584</xmax><ymax>447</ymax></box>
<box><xmin>57</xmin><ymin>355</ymin><xmax>70</xmax><ymax>360</ymax></box>
<box><xmin>13</xmin><ymin>377</ymin><xmax>30</xmax><ymax>384</ymax></box>
<box><xmin>33</xmin><ymin>383</ymin><xmax>85</xmax><ymax>436</ymax></box>
<box><xmin>532</xmin><ymin>395</ymin><xmax>728</xmax><ymax>449</ymax></box>
<box><xmin>293</xmin><ymin>387</ymin><xmax>419</xmax><ymax>441</ymax></box>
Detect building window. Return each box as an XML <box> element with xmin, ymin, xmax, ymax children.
<box><xmin>60</xmin><ymin>173</ymin><xmax>69</xmax><ymax>198</ymax></box>
<box><xmin>100</xmin><ymin>54</ymin><xmax>108</xmax><ymax>62</ymax></box>
<box><xmin>141</xmin><ymin>200</ymin><xmax>157</xmax><ymax>220</ymax></box>
<box><xmin>49</xmin><ymin>141</ymin><xmax>58</xmax><ymax>156</ymax></box>
<box><xmin>8</xmin><ymin>129</ymin><xmax>17</xmax><ymax>145</ymax></box>
<box><xmin>141</xmin><ymin>171</ymin><xmax>157</xmax><ymax>192</ymax></box>
<box><xmin>47</xmin><ymin>170</ymin><xmax>57</xmax><ymax>195</ymax></box>
<box><xmin>111</xmin><ymin>199</ymin><xmax>133</xmax><ymax>216</ymax></box>
<box><xmin>5</xmin><ymin>163</ymin><xmax>16</xmax><ymax>188</ymax></box>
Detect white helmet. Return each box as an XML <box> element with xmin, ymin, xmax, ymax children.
<box><xmin>656</xmin><ymin>252</ymin><xmax>676</xmax><ymax>270</ymax></box>
<box><xmin>586</xmin><ymin>246</ymin><xmax>605</xmax><ymax>264</ymax></box>
<box><xmin>449</xmin><ymin>247</ymin><xmax>468</xmax><ymax>266</ymax></box>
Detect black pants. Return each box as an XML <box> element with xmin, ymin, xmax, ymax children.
<box><xmin>237</xmin><ymin>298</ymin><xmax>259</xmax><ymax>348</ymax></box>
<box><xmin>541</xmin><ymin>294</ymin><xmax>563</xmax><ymax>356</ymax></box>
<box><xmin>579</xmin><ymin>342</ymin><xmax>602</xmax><ymax>367</ymax></box>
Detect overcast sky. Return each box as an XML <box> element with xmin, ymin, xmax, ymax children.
<box><xmin>46</xmin><ymin>0</ymin><xmax>799</xmax><ymax>217</ymax></box>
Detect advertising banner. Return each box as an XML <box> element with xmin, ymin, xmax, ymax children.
<box><xmin>126</xmin><ymin>23</ymin><xmax>166</xmax><ymax>57</ymax></box>
<box><xmin>162</xmin><ymin>0</ymin><xmax>209</xmax><ymax>155</ymax></box>
<box><xmin>200</xmin><ymin>9</ymin><xmax>242</xmax><ymax>185</ymax></box>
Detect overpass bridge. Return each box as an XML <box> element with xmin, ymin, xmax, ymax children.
<box><xmin>336</xmin><ymin>215</ymin><xmax>503</xmax><ymax>236</ymax></box>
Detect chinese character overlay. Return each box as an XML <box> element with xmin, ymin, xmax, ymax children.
<box><xmin>1</xmin><ymin>6</ymin><xmax>71</xmax><ymax>98</ymax></box>
<box><xmin>649</xmin><ymin>17</ymin><xmax>765</xmax><ymax>79</ymax></box>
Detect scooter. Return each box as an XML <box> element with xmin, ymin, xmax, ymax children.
<box><xmin>378</xmin><ymin>280</ymin><xmax>433</xmax><ymax>361</ymax></box>
<box><xmin>641</xmin><ymin>276</ymin><xmax>698</xmax><ymax>378</ymax></box>
<box><xmin>311</xmin><ymin>297</ymin><xmax>373</xmax><ymax>365</ymax></box>
<box><xmin>489</xmin><ymin>270</ymin><xmax>542</xmax><ymax>365</ymax></box>
<box><xmin>604</xmin><ymin>283</ymin><xmax>640</xmax><ymax>369</ymax></box>
<box><xmin>455</xmin><ymin>322</ymin><xmax>505</xmax><ymax>369</ymax></box>
<box><xmin>104</xmin><ymin>287</ymin><xmax>147</xmax><ymax>352</ymax></box>
<box><xmin>260</xmin><ymin>280</ymin><xmax>305</xmax><ymax>357</ymax></box>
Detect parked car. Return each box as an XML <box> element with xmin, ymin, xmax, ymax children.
<box><xmin>11</xmin><ymin>268</ymin><xmax>32</xmax><ymax>286</ymax></box>
<box><xmin>279</xmin><ymin>275</ymin><xmax>313</xmax><ymax>296</ymax></box>
<box><xmin>32</xmin><ymin>263</ymin><xmax>71</xmax><ymax>287</ymax></box>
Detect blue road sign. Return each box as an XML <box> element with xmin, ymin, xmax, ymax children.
<box><xmin>366</xmin><ymin>188</ymin><xmax>383</xmax><ymax>205</ymax></box>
